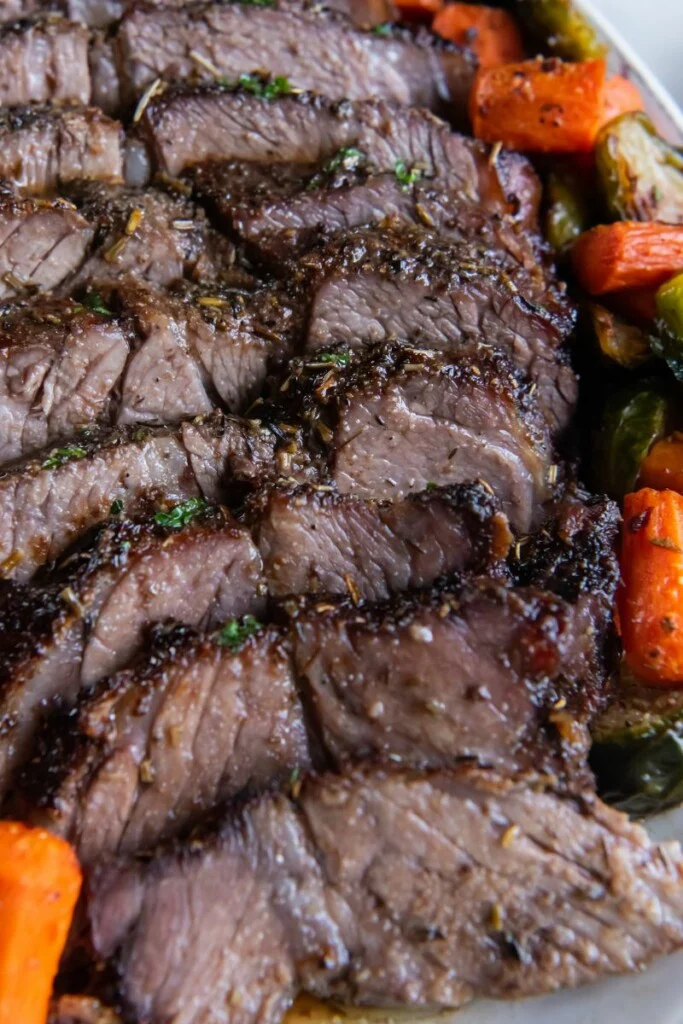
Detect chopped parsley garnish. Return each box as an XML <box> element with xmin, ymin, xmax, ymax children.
<box><xmin>82</xmin><ymin>292</ymin><xmax>114</xmax><ymax>317</ymax></box>
<box><xmin>394</xmin><ymin>159</ymin><xmax>424</xmax><ymax>190</ymax></box>
<box><xmin>110</xmin><ymin>499</ymin><xmax>124</xmax><ymax>515</ymax></box>
<box><xmin>318</xmin><ymin>352</ymin><xmax>351</xmax><ymax>367</ymax></box>
<box><xmin>42</xmin><ymin>446</ymin><xmax>87</xmax><ymax>470</ymax></box>
<box><xmin>235</xmin><ymin>73</ymin><xmax>292</xmax><ymax>99</ymax></box>
<box><xmin>154</xmin><ymin>497</ymin><xmax>208</xmax><ymax>529</ymax></box>
<box><xmin>425</xmin><ymin>481</ymin><xmax>438</xmax><ymax>491</ymax></box>
<box><xmin>307</xmin><ymin>147</ymin><xmax>367</xmax><ymax>191</ymax></box>
<box><xmin>372</xmin><ymin>22</ymin><xmax>393</xmax><ymax>35</ymax></box>
<box><xmin>216</xmin><ymin>615</ymin><xmax>262</xmax><ymax>649</ymax></box>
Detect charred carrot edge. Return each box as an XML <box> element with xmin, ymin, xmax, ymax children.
<box><xmin>470</xmin><ymin>57</ymin><xmax>607</xmax><ymax>153</ymax></box>
<box><xmin>619</xmin><ymin>489</ymin><xmax>683</xmax><ymax>686</ymax></box>
<box><xmin>601</xmin><ymin>74</ymin><xmax>645</xmax><ymax>129</ymax></box>
<box><xmin>640</xmin><ymin>435</ymin><xmax>683</xmax><ymax>495</ymax></box>
<box><xmin>394</xmin><ymin>0</ymin><xmax>443</xmax><ymax>19</ymax></box>
<box><xmin>0</xmin><ymin>823</ymin><xmax>82</xmax><ymax>1024</ymax></box>
<box><xmin>572</xmin><ymin>222</ymin><xmax>683</xmax><ymax>295</ymax></box>
<box><xmin>433</xmin><ymin>3</ymin><xmax>524</xmax><ymax>68</ymax></box>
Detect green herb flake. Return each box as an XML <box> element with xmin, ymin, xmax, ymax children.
<box><xmin>372</xmin><ymin>22</ymin><xmax>393</xmax><ymax>36</ymax></box>
<box><xmin>318</xmin><ymin>352</ymin><xmax>350</xmax><ymax>367</ymax></box>
<box><xmin>236</xmin><ymin>73</ymin><xmax>292</xmax><ymax>99</ymax></box>
<box><xmin>110</xmin><ymin>499</ymin><xmax>124</xmax><ymax>515</ymax></box>
<box><xmin>323</xmin><ymin>147</ymin><xmax>366</xmax><ymax>174</ymax></box>
<box><xmin>154</xmin><ymin>497</ymin><xmax>208</xmax><ymax>529</ymax></box>
<box><xmin>425</xmin><ymin>481</ymin><xmax>438</xmax><ymax>492</ymax></box>
<box><xmin>651</xmin><ymin>536</ymin><xmax>682</xmax><ymax>553</ymax></box>
<box><xmin>82</xmin><ymin>292</ymin><xmax>114</xmax><ymax>317</ymax></box>
<box><xmin>216</xmin><ymin>614</ymin><xmax>262</xmax><ymax>650</ymax></box>
<box><xmin>394</xmin><ymin>159</ymin><xmax>424</xmax><ymax>191</ymax></box>
<box><xmin>42</xmin><ymin>446</ymin><xmax>87</xmax><ymax>470</ymax></box>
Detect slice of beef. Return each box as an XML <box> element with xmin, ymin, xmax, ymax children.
<box><xmin>252</xmin><ymin>481</ymin><xmax>512</xmax><ymax>600</ymax></box>
<box><xmin>0</xmin><ymin>413</ymin><xmax>313</xmax><ymax>582</ymax></box>
<box><xmin>89</xmin><ymin>765</ymin><xmax>683</xmax><ymax>1023</ymax></box>
<box><xmin>181</xmin><ymin>411</ymin><xmax>319</xmax><ymax>503</ymax></box>
<box><xmin>140</xmin><ymin>88</ymin><xmax>541</xmax><ymax>228</ymax></box>
<box><xmin>0</xmin><ymin>184</ymin><xmax>93</xmax><ymax>299</ymax></box>
<box><xmin>67</xmin><ymin>181</ymin><xmax>235</xmax><ymax>288</ymax></box>
<box><xmin>290</xmin><ymin>578</ymin><xmax>603</xmax><ymax>777</ymax></box>
<box><xmin>0</xmin><ymin>14</ymin><xmax>90</xmax><ymax>106</ymax></box>
<box><xmin>0</xmin><ymin>424</ymin><xmax>197</xmax><ymax>582</ymax></box>
<box><xmin>0</xmin><ymin>509</ymin><xmax>264</xmax><ymax>798</ymax></box>
<box><xmin>293</xmin><ymin>224</ymin><xmax>576</xmax><ymax>433</ymax></box>
<box><xmin>116</xmin><ymin>4</ymin><xmax>474</xmax><ymax>117</ymax></box>
<box><xmin>274</xmin><ymin>345</ymin><xmax>554</xmax><ymax>532</ymax></box>
<box><xmin>188</xmin><ymin>159</ymin><xmax>546</xmax><ymax>274</ymax></box>
<box><xmin>0</xmin><ymin>298</ymin><xmax>129</xmax><ymax>466</ymax></box>
<box><xmin>0</xmin><ymin>105</ymin><xmax>123</xmax><ymax>195</ymax></box>
<box><xmin>89</xmin><ymin>30</ymin><xmax>120</xmax><ymax>113</ymax></box>
<box><xmin>49</xmin><ymin>997</ymin><xmax>120</xmax><ymax>1024</ymax></box>
<box><xmin>27</xmin><ymin>623</ymin><xmax>308</xmax><ymax>864</ymax></box>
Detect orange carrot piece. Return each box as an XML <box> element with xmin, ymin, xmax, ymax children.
<box><xmin>640</xmin><ymin>435</ymin><xmax>683</xmax><ymax>494</ymax></box>
<box><xmin>572</xmin><ymin>222</ymin><xmax>683</xmax><ymax>295</ymax></box>
<box><xmin>433</xmin><ymin>4</ymin><xmax>524</xmax><ymax>68</ymax></box>
<box><xmin>0</xmin><ymin>823</ymin><xmax>81</xmax><ymax>1024</ymax></box>
<box><xmin>470</xmin><ymin>57</ymin><xmax>607</xmax><ymax>153</ymax></box>
<box><xmin>601</xmin><ymin>74</ymin><xmax>645</xmax><ymax>128</ymax></box>
<box><xmin>394</xmin><ymin>0</ymin><xmax>442</xmax><ymax>20</ymax></box>
<box><xmin>619</xmin><ymin>488</ymin><xmax>683</xmax><ymax>686</ymax></box>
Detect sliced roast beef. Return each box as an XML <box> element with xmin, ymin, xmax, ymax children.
<box><xmin>49</xmin><ymin>996</ymin><xmax>121</xmax><ymax>1024</ymax></box>
<box><xmin>0</xmin><ymin>14</ymin><xmax>90</xmax><ymax>107</ymax></box>
<box><xmin>90</xmin><ymin>765</ymin><xmax>683</xmax><ymax>1023</ymax></box>
<box><xmin>0</xmin><ymin>298</ymin><xmax>129</xmax><ymax>465</ymax></box>
<box><xmin>89</xmin><ymin>30</ymin><xmax>120</xmax><ymax>113</ymax></box>
<box><xmin>181</xmin><ymin>411</ymin><xmax>318</xmax><ymax>503</ymax></box>
<box><xmin>0</xmin><ymin>184</ymin><xmax>93</xmax><ymax>299</ymax></box>
<box><xmin>0</xmin><ymin>413</ymin><xmax>312</xmax><ymax>582</ymax></box>
<box><xmin>272</xmin><ymin>345</ymin><xmax>554</xmax><ymax>532</ymax></box>
<box><xmin>27</xmin><ymin>622</ymin><xmax>308</xmax><ymax>863</ymax></box>
<box><xmin>0</xmin><ymin>104</ymin><xmax>123</xmax><ymax>195</ymax></box>
<box><xmin>188</xmin><ymin>158</ymin><xmax>546</xmax><ymax>274</ymax></box>
<box><xmin>289</xmin><ymin>578</ymin><xmax>605</xmax><ymax>777</ymax></box>
<box><xmin>67</xmin><ymin>181</ymin><xmax>235</xmax><ymax>288</ymax></box>
<box><xmin>0</xmin><ymin>508</ymin><xmax>264</xmax><ymax>798</ymax></box>
<box><xmin>140</xmin><ymin>88</ymin><xmax>541</xmax><ymax>228</ymax></box>
<box><xmin>252</xmin><ymin>481</ymin><xmax>512</xmax><ymax>600</ymax></box>
<box><xmin>116</xmin><ymin>4</ymin><xmax>474</xmax><ymax>118</ymax></box>
<box><xmin>292</xmin><ymin>224</ymin><xmax>576</xmax><ymax>433</ymax></box>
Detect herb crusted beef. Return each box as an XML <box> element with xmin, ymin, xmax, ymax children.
<box><xmin>116</xmin><ymin>3</ymin><xmax>474</xmax><ymax>117</ymax></box>
<box><xmin>89</xmin><ymin>766</ymin><xmax>683</xmax><ymax>1023</ymax></box>
<box><xmin>0</xmin><ymin>508</ymin><xmax>265</xmax><ymax>799</ymax></box>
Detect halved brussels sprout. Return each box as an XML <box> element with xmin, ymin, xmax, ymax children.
<box><xmin>544</xmin><ymin>167</ymin><xmax>591</xmax><ymax>251</ymax></box>
<box><xmin>598</xmin><ymin>384</ymin><xmax>667</xmax><ymax>498</ymax></box>
<box><xmin>588</xmin><ymin>303</ymin><xmax>651</xmax><ymax>369</ymax></box>
<box><xmin>651</xmin><ymin>273</ymin><xmax>683</xmax><ymax>382</ymax></box>
<box><xmin>515</xmin><ymin>0</ymin><xmax>606</xmax><ymax>61</ymax></box>
<box><xmin>596</xmin><ymin>112</ymin><xmax>683</xmax><ymax>223</ymax></box>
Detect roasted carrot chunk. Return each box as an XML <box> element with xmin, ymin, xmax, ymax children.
<box><xmin>470</xmin><ymin>57</ymin><xmax>607</xmax><ymax>153</ymax></box>
<box><xmin>619</xmin><ymin>489</ymin><xmax>683</xmax><ymax>686</ymax></box>
<box><xmin>601</xmin><ymin>74</ymin><xmax>645</xmax><ymax>129</ymax></box>
<box><xmin>433</xmin><ymin>3</ymin><xmax>524</xmax><ymax>68</ymax></box>
<box><xmin>572</xmin><ymin>223</ymin><xmax>683</xmax><ymax>295</ymax></box>
<box><xmin>640</xmin><ymin>435</ymin><xmax>683</xmax><ymax>494</ymax></box>
<box><xmin>0</xmin><ymin>823</ymin><xmax>81</xmax><ymax>1024</ymax></box>
<box><xmin>606</xmin><ymin>284</ymin><xmax>659</xmax><ymax>325</ymax></box>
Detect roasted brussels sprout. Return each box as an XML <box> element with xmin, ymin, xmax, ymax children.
<box><xmin>515</xmin><ymin>0</ymin><xmax>606</xmax><ymax>61</ymax></box>
<box><xmin>592</xmin><ymin>670</ymin><xmax>683</xmax><ymax>817</ymax></box>
<box><xmin>596</xmin><ymin>112</ymin><xmax>683</xmax><ymax>223</ymax></box>
<box><xmin>588</xmin><ymin>303</ymin><xmax>651</xmax><ymax>369</ymax></box>
<box><xmin>651</xmin><ymin>273</ymin><xmax>683</xmax><ymax>382</ymax></box>
<box><xmin>544</xmin><ymin>167</ymin><xmax>591</xmax><ymax>251</ymax></box>
<box><xmin>598</xmin><ymin>385</ymin><xmax>667</xmax><ymax>498</ymax></box>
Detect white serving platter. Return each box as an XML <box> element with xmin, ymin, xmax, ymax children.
<box><xmin>289</xmin><ymin>4</ymin><xmax>683</xmax><ymax>1022</ymax></box>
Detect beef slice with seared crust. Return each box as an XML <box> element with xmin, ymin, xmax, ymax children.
<box><xmin>0</xmin><ymin>509</ymin><xmax>264</xmax><ymax>798</ymax></box>
<box><xmin>89</xmin><ymin>766</ymin><xmax>683</xmax><ymax>1023</ymax></box>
